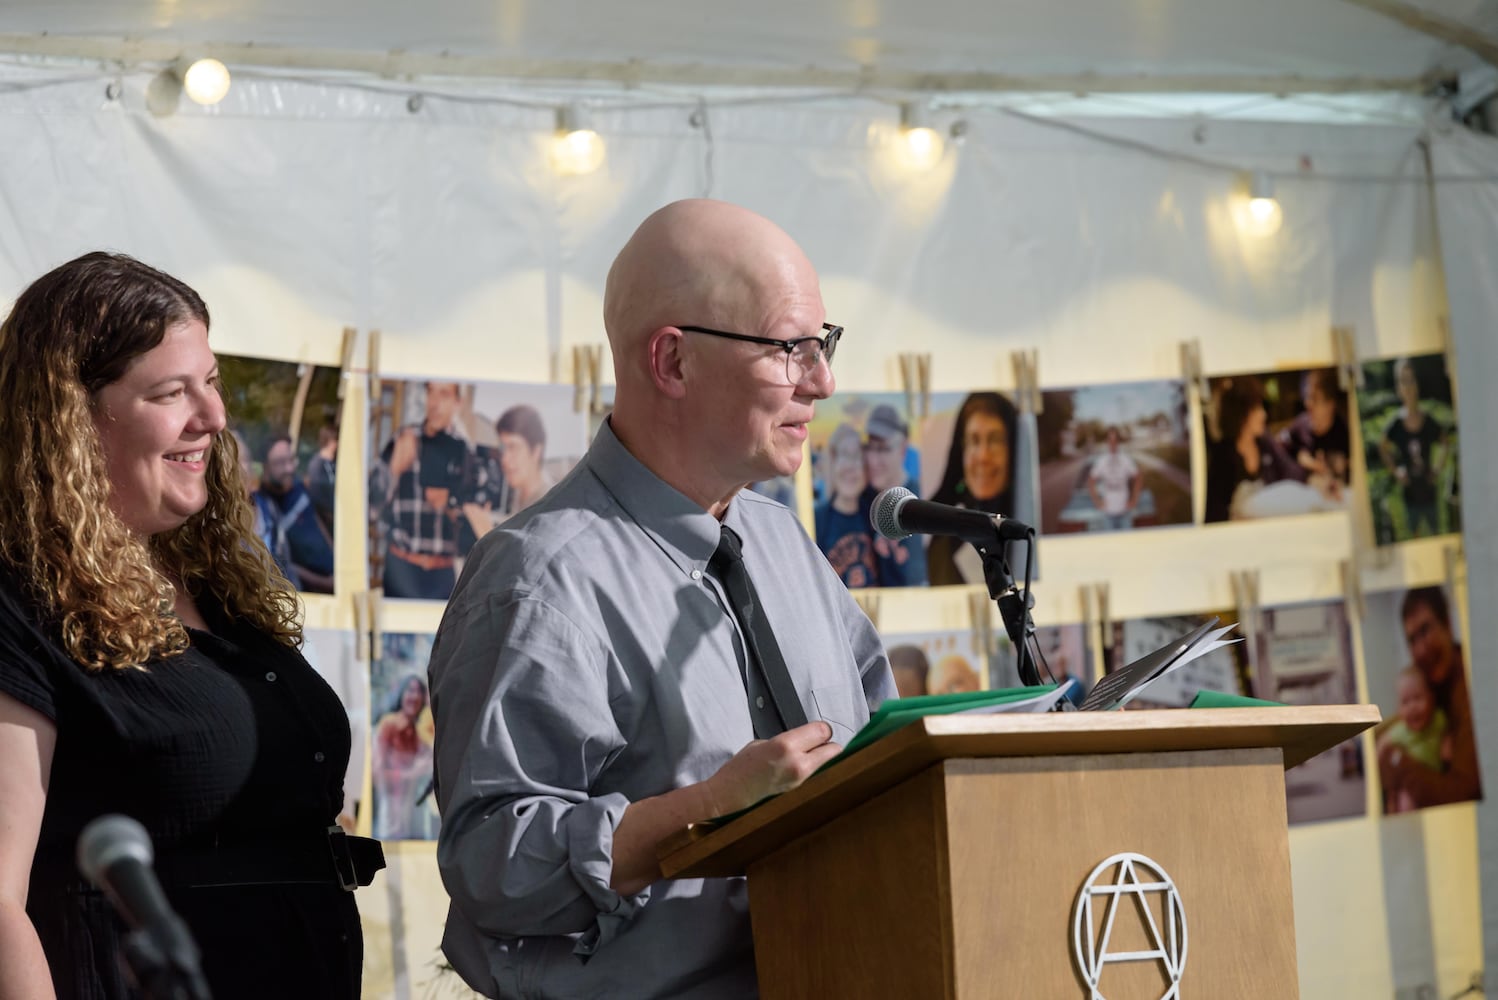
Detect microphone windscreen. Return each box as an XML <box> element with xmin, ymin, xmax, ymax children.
<box><xmin>77</xmin><ymin>814</ymin><xmax>154</xmax><ymax>885</ymax></box>
<box><xmin>870</xmin><ymin>486</ymin><xmax>915</xmax><ymax>540</ymax></box>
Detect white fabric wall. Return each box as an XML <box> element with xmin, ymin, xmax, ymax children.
<box><xmin>0</xmin><ymin>60</ymin><xmax>1486</xmax><ymax>998</ymax></box>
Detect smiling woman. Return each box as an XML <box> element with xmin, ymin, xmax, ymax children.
<box><xmin>0</xmin><ymin>252</ymin><xmax>381</xmax><ymax>1000</ymax></box>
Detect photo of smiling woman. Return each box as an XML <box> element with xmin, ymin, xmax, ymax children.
<box><xmin>922</xmin><ymin>391</ymin><xmax>1023</xmax><ymax>586</ymax></box>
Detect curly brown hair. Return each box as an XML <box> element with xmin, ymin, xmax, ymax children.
<box><xmin>0</xmin><ymin>252</ymin><xmax>302</xmax><ymax>670</ymax></box>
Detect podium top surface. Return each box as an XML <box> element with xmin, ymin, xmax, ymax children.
<box><xmin>659</xmin><ymin>703</ymin><xmax>1379</xmax><ymax>879</ymax></box>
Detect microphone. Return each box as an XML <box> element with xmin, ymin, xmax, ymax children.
<box><xmin>870</xmin><ymin>487</ymin><xmax>1032</xmax><ymax>546</ymax></box>
<box><xmin>77</xmin><ymin>815</ymin><xmax>212</xmax><ymax>1000</ymax></box>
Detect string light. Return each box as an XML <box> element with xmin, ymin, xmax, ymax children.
<box><xmin>181</xmin><ymin>58</ymin><xmax>231</xmax><ymax>106</ymax></box>
<box><xmin>1236</xmin><ymin>169</ymin><xmax>1283</xmax><ymax>236</ymax></box>
<box><xmin>552</xmin><ymin>104</ymin><xmax>605</xmax><ymax>176</ymax></box>
<box><xmin>898</xmin><ymin>101</ymin><xmax>944</xmax><ymax>170</ymax></box>
<box><xmin>146</xmin><ymin>56</ymin><xmax>232</xmax><ymax>117</ymax></box>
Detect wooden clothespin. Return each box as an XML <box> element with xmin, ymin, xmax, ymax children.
<box><xmin>572</xmin><ymin>346</ymin><xmax>590</xmax><ymax>414</ymax></box>
<box><xmin>571</xmin><ymin>345</ymin><xmax>607</xmax><ymax>415</ymax></box>
<box><xmin>367</xmin><ymin>588</ymin><xmax>385</xmax><ymax>665</ymax></box>
<box><xmin>967</xmin><ymin>591</ymin><xmax>995</xmax><ymax>658</ymax></box>
<box><xmin>366</xmin><ymin>330</ymin><xmax>382</xmax><ymax>404</ymax></box>
<box><xmin>1010</xmin><ymin>349</ymin><xmax>1042</xmax><ymax>416</ymax></box>
<box><xmin>853</xmin><ymin>590</ymin><xmax>882</xmax><ymax>631</ymax></box>
<box><xmin>899</xmin><ymin>353</ymin><xmax>932</xmax><ymax>423</ymax></box>
<box><xmin>1339</xmin><ymin>559</ymin><xmax>1365</xmax><ymax>621</ymax></box>
<box><xmin>1444</xmin><ymin>540</ymin><xmax>1465</xmax><ymax>598</ymax></box>
<box><xmin>1085</xmin><ymin>582</ymin><xmax>1111</xmax><ymax>662</ymax></box>
<box><xmin>586</xmin><ymin>346</ymin><xmax>606</xmax><ymax>415</ymax></box>
<box><xmin>1181</xmin><ymin>340</ymin><xmax>1211</xmax><ymax>423</ymax></box>
<box><xmin>1331</xmin><ymin>325</ymin><xmax>1362</xmax><ymax>393</ymax></box>
<box><xmin>1231</xmin><ymin>569</ymin><xmax>1261</xmax><ymax>671</ymax></box>
<box><xmin>351</xmin><ymin>590</ymin><xmax>370</xmax><ymax>664</ymax></box>
<box><xmin>337</xmin><ymin>326</ymin><xmax>358</xmax><ymax>400</ymax></box>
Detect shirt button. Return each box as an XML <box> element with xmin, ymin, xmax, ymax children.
<box><xmin>314</xmin><ymin>751</ymin><xmax>326</xmax><ymax>763</ymax></box>
<box><xmin>691</xmin><ymin>569</ymin><xmax>703</xmax><ymax>581</ymax></box>
<box><xmin>756</xmin><ymin>696</ymin><xmax>765</xmax><ymax>709</ymax></box>
<box><xmin>265</xmin><ymin>671</ymin><xmax>277</xmax><ymax>682</ymax></box>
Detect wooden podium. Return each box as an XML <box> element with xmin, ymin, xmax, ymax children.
<box><xmin>660</xmin><ymin>705</ymin><xmax>1378</xmax><ymax>1000</ymax></box>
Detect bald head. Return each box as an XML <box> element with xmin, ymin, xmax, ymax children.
<box><xmin>599</xmin><ymin>199</ymin><xmax>832</xmax><ymax>514</ymax></box>
<box><xmin>603</xmin><ymin>199</ymin><xmax>819</xmax><ymax>383</ymax></box>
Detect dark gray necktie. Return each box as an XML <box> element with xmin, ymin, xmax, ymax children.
<box><xmin>706</xmin><ymin>525</ymin><xmax>809</xmax><ymax>739</ymax></box>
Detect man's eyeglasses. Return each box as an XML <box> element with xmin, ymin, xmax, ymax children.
<box><xmin>679</xmin><ymin>323</ymin><xmax>842</xmax><ymax>385</ymax></box>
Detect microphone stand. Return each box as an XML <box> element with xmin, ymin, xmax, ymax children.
<box><xmin>121</xmin><ymin>915</ymin><xmax>214</xmax><ymax>1000</ymax></box>
<box><xmin>977</xmin><ymin>534</ymin><xmax>1043</xmax><ymax>689</ymax></box>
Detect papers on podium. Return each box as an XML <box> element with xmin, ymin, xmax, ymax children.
<box><xmin>1079</xmin><ymin>616</ymin><xmax>1242</xmax><ymax>712</ymax></box>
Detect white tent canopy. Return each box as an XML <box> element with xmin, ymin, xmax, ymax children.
<box><xmin>3</xmin><ymin>0</ymin><xmax>1497</xmax><ymax>93</ymax></box>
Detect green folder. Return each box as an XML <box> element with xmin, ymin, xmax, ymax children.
<box><xmin>702</xmin><ymin>686</ymin><xmax>1063</xmax><ymax>827</ymax></box>
<box><xmin>1188</xmin><ymin>690</ymin><xmax>1284</xmax><ymax>709</ymax></box>
<box><xmin>837</xmin><ymin>685</ymin><xmax>1062</xmax><ymax>758</ymax></box>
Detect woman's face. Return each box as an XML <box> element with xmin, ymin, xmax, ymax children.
<box><xmin>497</xmin><ymin>431</ymin><xmax>543</xmax><ymax>492</ymax></box>
<box><xmin>401</xmin><ymin>678</ymin><xmax>427</xmax><ymax>717</ymax></box>
<box><xmin>92</xmin><ymin>319</ymin><xmax>226</xmax><ymax>537</ymax></box>
<box><xmin>962</xmin><ymin>410</ymin><xmax>1009</xmax><ymax>502</ymax></box>
<box><xmin>1397</xmin><ymin>364</ymin><xmax>1421</xmax><ymax>409</ymax></box>
<box><xmin>829</xmin><ymin>431</ymin><xmax>866</xmax><ymax>503</ymax></box>
<box><xmin>1305</xmin><ymin>380</ymin><xmax>1337</xmax><ymax>435</ymax></box>
<box><xmin>1242</xmin><ymin>402</ymin><xmax>1267</xmax><ymax>440</ymax></box>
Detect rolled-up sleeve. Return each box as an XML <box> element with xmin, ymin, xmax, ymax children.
<box><xmin>431</xmin><ymin>590</ymin><xmax>646</xmax><ymax>954</ymax></box>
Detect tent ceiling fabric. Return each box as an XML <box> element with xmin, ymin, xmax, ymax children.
<box><xmin>3</xmin><ymin>0</ymin><xmax>1495</xmax><ymax>88</ymax></box>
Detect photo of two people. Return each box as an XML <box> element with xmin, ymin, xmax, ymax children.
<box><xmin>809</xmin><ymin>393</ymin><xmax>927</xmax><ymax>588</ymax></box>
<box><xmin>368</xmin><ymin>379</ymin><xmax>586</xmax><ymax>601</ymax></box>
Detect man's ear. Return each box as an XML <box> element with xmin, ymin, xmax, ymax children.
<box><xmin>647</xmin><ymin>327</ymin><xmax>688</xmax><ymax>399</ymax></box>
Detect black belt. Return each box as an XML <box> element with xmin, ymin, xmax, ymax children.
<box><xmin>155</xmin><ymin>828</ymin><xmax>386</xmax><ymax>892</ymax></box>
<box><xmin>39</xmin><ymin>828</ymin><xmax>385</xmax><ymax>894</ymax></box>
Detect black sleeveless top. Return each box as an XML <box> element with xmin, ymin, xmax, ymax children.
<box><xmin>0</xmin><ymin>575</ymin><xmax>362</xmax><ymax>999</ymax></box>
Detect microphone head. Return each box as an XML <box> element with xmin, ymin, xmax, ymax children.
<box><xmin>77</xmin><ymin>814</ymin><xmax>153</xmax><ymax>885</ymax></box>
<box><xmin>870</xmin><ymin>486</ymin><xmax>915</xmax><ymax>540</ymax></box>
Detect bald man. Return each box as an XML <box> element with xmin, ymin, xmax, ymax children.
<box><xmin>428</xmin><ymin>200</ymin><xmax>895</xmax><ymax>998</ymax></box>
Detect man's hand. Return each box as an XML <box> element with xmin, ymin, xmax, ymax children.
<box><xmin>702</xmin><ymin>721</ymin><xmax>842</xmax><ymax>817</ymax></box>
<box><xmin>389</xmin><ymin>428</ymin><xmax>420</xmax><ymax>479</ymax></box>
<box><xmin>610</xmin><ymin>722</ymin><xmax>843</xmax><ymax>895</ymax></box>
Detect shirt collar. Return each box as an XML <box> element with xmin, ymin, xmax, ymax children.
<box><xmin>589</xmin><ymin>419</ymin><xmax>725</xmax><ymax>575</ymax></box>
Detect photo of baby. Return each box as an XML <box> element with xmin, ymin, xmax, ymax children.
<box><xmin>1378</xmin><ymin>667</ymin><xmax>1451</xmax><ymax>814</ymax></box>
<box><xmin>1362</xmin><ymin>585</ymin><xmax>1482</xmax><ymax>815</ymax></box>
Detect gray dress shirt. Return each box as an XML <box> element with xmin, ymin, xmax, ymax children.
<box><xmin>429</xmin><ymin>421</ymin><xmax>895</xmax><ymax>999</ymax></box>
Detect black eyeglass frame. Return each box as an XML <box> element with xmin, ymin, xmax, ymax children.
<box><xmin>677</xmin><ymin>322</ymin><xmax>842</xmax><ymax>379</ymax></box>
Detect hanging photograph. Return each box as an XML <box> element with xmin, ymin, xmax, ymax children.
<box><xmin>301</xmin><ymin>627</ymin><xmax>369</xmax><ymax>833</ymax></box>
<box><xmin>371</xmin><ymin>632</ymin><xmax>439</xmax><ymax>841</ymax></box>
<box><xmin>1250</xmin><ymin>600</ymin><xmax>1365</xmax><ymax>824</ymax></box>
<box><xmin>807</xmin><ymin>391</ymin><xmax>925</xmax><ymax>588</ymax></box>
<box><xmin>1202</xmin><ymin>367</ymin><xmax>1351</xmax><ymax>523</ymax></box>
<box><xmin>1363</xmin><ymin>586</ymin><xmax>1482</xmax><ymax>814</ymax></box>
<box><xmin>918</xmin><ymin>390</ymin><xmax>1035</xmax><ymax>587</ymax></box>
<box><xmin>367</xmin><ymin>379</ymin><xmax>586</xmax><ymax>601</ymax></box>
<box><xmin>219</xmin><ymin>353</ymin><xmax>342</xmax><ymax>594</ymax></box>
<box><xmin>1104</xmin><ymin>612</ymin><xmax>1249</xmax><ymax>708</ymax></box>
<box><xmin>1357</xmin><ymin>353</ymin><xmax>1461</xmax><ymax>544</ymax></box>
<box><xmin>1037</xmin><ymin>380</ymin><xmax>1192</xmax><ymax>534</ymax></box>
<box><xmin>877</xmin><ymin>627</ymin><xmax>995</xmax><ymax>698</ymax></box>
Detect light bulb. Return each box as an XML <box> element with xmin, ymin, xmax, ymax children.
<box><xmin>897</xmin><ymin>101</ymin><xmax>944</xmax><ymax>171</ymax></box>
<box><xmin>551</xmin><ymin>105</ymin><xmax>605</xmax><ymax>176</ymax></box>
<box><xmin>181</xmin><ymin>58</ymin><xmax>231</xmax><ymax>106</ymax></box>
<box><xmin>902</xmin><ymin>126</ymin><xmax>944</xmax><ymax>168</ymax></box>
